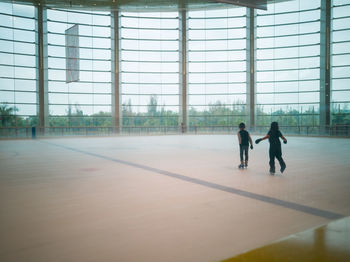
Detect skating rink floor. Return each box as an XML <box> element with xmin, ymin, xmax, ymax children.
<box><xmin>1</xmin><ymin>135</ymin><xmax>350</xmax><ymax>262</ymax></box>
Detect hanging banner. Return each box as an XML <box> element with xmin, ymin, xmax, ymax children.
<box><xmin>65</xmin><ymin>24</ymin><xmax>79</xmax><ymax>83</ymax></box>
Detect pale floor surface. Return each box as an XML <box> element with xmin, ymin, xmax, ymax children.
<box><xmin>0</xmin><ymin>135</ymin><xmax>350</xmax><ymax>262</ymax></box>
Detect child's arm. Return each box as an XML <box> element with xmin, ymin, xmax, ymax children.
<box><xmin>237</xmin><ymin>131</ymin><xmax>242</xmax><ymax>145</ymax></box>
<box><xmin>248</xmin><ymin>134</ymin><xmax>253</xmax><ymax>149</ymax></box>
<box><xmin>255</xmin><ymin>134</ymin><xmax>269</xmax><ymax>144</ymax></box>
<box><xmin>281</xmin><ymin>135</ymin><xmax>287</xmax><ymax>144</ymax></box>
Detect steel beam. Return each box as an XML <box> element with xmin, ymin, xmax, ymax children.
<box><xmin>246</xmin><ymin>7</ymin><xmax>255</xmax><ymax>129</ymax></box>
<box><xmin>320</xmin><ymin>0</ymin><xmax>331</xmax><ymax>132</ymax></box>
<box><xmin>179</xmin><ymin>10</ymin><xmax>188</xmax><ymax>132</ymax></box>
<box><xmin>37</xmin><ymin>4</ymin><xmax>48</xmax><ymax>128</ymax></box>
<box><xmin>111</xmin><ymin>11</ymin><xmax>121</xmax><ymax>133</ymax></box>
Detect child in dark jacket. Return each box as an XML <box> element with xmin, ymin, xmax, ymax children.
<box><xmin>237</xmin><ymin>122</ymin><xmax>253</xmax><ymax>169</ymax></box>
<box><xmin>255</xmin><ymin>122</ymin><xmax>287</xmax><ymax>175</ymax></box>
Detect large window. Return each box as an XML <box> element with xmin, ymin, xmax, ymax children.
<box><xmin>331</xmin><ymin>0</ymin><xmax>350</xmax><ymax>125</ymax></box>
<box><xmin>0</xmin><ymin>2</ymin><xmax>37</xmax><ymax>127</ymax></box>
<box><xmin>188</xmin><ymin>8</ymin><xmax>247</xmax><ymax>128</ymax></box>
<box><xmin>46</xmin><ymin>8</ymin><xmax>112</xmax><ymax>127</ymax></box>
<box><xmin>120</xmin><ymin>12</ymin><xmax>180</xmax><ymax>128</ymax></box>
<box><xmin>256</xmin><ymin>0</ymin><xmax>321</xmax><ymax>127</ymax></box>
<box><xmin>1</xmin><ymin>1</ymin><xmax>350</xmax><ymax>134</ymax></box>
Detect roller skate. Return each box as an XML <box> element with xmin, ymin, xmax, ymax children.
<box><xmin>280</xmin><ymin>164</ymin><xmax>286</xmax><ymax>173</ymax></box>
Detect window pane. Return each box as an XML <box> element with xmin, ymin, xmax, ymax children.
<box><xmin>120</xmin><ymin>12</ymin><xmax>180</xmax><ymax>127</ymax></box>
<box><xmin>47</xmin><ymin>9</ymin><xmax>112</xmax><ymax>124</ymax></box>
<box><xmin>256</xmin><ymin>0</ymin><xmax>321</xmax><ymax>127</ymax></box>
<box><xmin>331</xmin><ymin>1</ymin><xmax>350</xmax><ymax>124</ymax></box>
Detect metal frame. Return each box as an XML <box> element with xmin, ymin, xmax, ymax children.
<box><xmin>246</xmin><ymin>7</ymin><xmax>255</xmax><ymax>129</ymax></box>
<box><xmin>37</xmin><ymin>4</ymin><xmax>49</xmax><ymax>128</ymax></box>
<box><xmin>111</xmin><ymin>11</ymin><xmax>121</xmax><ymax>132</ymax></box>
<box><xmin>119</xmin><ymin>12</ymin><xmax>181</xmax><ymax>128</ymax></box>
<box><xmin>179</xmin><ymin>10</ymin><xmax>188</xmax><ymax>132</ymax></box>
<box><xmin>254</xmin><ymin>1</ymin><xmax>324</xmax><ymax>128</ymax></box>
<box><xmin>22</xmin><ymin>1</ymin><xmax>341</xmax><ymax>131</ymax></box>
<box><xmin>186</xmin><ymin>9</ymin><xmax>248</xmax><ymax>128</ymax></box>
<box><xmin>320</xmin><ymin>0</ymin><xmax>331</xmax><ymax>131</ymax></box>
<box><xmin>330</xmin><ymin>2</ymin><xmax>350</xmax><ymax>120</ymax></box>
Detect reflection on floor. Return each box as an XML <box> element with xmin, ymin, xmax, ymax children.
<box><xmin>223</xmin><ymin>216</ymin><xmax>350</xmax><ymax>262</ymax></box>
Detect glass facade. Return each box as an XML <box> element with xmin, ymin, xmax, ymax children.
<box><xmin>256</xmin><ymin>0</ymin><xmax>321</xmax><ymax>127</ymax></box>
<box><xmin>1</xmin><ymin>0</ymin><xmax>350</xmax><ymax>135</ymax></box>
<box><xmin>331</xmin><ymin>0</ymin><xmax>350</xmax><ymax>125</ymax></box>
<box><xmin>0</xmin><ymin>2</ymin><xmax>37</xmax><ymax>126</ymax></box>
<box><xmin>46</xmin><ymin>8</ymin><xmax>112</xmax><ymax>127</ymax></box>
<box><xmin>120</xmin><ymin>12</ymin><xmax>180</xmax><ymax>127</ymax></box>
<box><xmin>188</xmin><ymin>8</ymin><xmax>247</xmax><ymax>127</ymax></box>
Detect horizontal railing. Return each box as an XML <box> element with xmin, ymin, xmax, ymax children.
<box><xmin>1</xmin><ymin>125</ymin><xmax>350</xmax><ymax>139</ymax></box>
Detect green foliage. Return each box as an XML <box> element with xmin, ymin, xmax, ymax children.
<box><xmin>122</xmin><ymin>95</ymin><xmax>179</xmax><ymax>127</ymax></box>
<box><xmin>256</xmin><ymin>105</ymin><xmax>319</xmax><ymax>127</ymax></box>
<box><xmin>0</xmin><ymin>105</ymin><xmax>38</xmax><ymax>127</ymax></box>
<box><xmin>0</xmin><ymin>105</ymin><xmax>17</xmax><ymax>127</ymax></box>
<box><xmin>1</xmin><ymin>101</ymin><xmax>350</xmax><ymax>128</ymax></box>
<box><xmin>332</xmin><ymin>104</ymin><xmax>350</xmax><ymax>125</ymax></box>
<box><xmin>188</xmin><ymin>101</ymin><xmax>246</xmax><ymax>127</ymax></box>
<box><xmin>49</xmin><ymin>105</ymin><xmax>112</xmax><ymax>127</ymax></box>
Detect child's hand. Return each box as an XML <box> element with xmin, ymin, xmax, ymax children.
<box><xmin>283</xmin><ymin>140</ymin><xmax>287</xmax><ymax>144</ymax></box>
<box><xmin>250</xmin><ymin>145</ymin><xmax>253</xmax><ymax>150</ymax></box>
<box><xmin>255</xmin><ymin>139</ymin><xmax>262</xmax><ymax>144</ymax></box>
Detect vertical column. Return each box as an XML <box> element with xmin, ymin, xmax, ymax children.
<box><xmin>246</xmin><ymin>8</ymin><xmax>255</xmax><ymax>129</ymax></box>
<box><xmin>320</xmin><ymin>0</ymin><xmax>331</xmax><ymax>132</ymax></box>
<box><xmin>111</xmin><ymin>11</ymin><xmax>121</xmax><ymax>133</ymax></box>
<box><xmin>37</xmin><ymin>4</ymin><xmax>48</xmax><ymax>128</ymax></box>
<box><xmin>179</xmin><ymin>10</ymin><xmax>188</xmax><ymax>132</ymax></box>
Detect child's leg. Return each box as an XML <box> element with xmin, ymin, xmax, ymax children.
<box><xmin>244</xmin><ymin>146</ymin><xmax>249</xmax><ymax>166</ymax></box>
<box><xmin>239</xmin><ymin>145</ymin><xmax>244</xmax><ymax>165</ymax></box>
<box><xmin>275</xmin><ymin>147</ymin><xmax>286</xmax><ymax>172</ymax></box>
<box><xmin>276</xmin><ymin>153</ymin><xmax>286</xmax><ymax>172</ymax></box>
<box><xmin>276</xmin><ymin>155</ymin><xmax>285</xmax><ymax>166</ymax></box>
<box><xmin>269</xmin><ymin>148</ymin><xmax>275</xmax><ymax>172</ymax></box>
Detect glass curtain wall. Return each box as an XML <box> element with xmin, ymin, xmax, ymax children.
<box><xmin>0</xmin><ymin>2</ymin><xmax>37</xmax><ymax>127</ymax></box>
<box><xmin>331</xmin><ymin>0</ymin><xmax>350</xmax><ymax>125</ymax></box>
<box><xmin>2</xmin><ymin>1</ymin><xmax>350</xmax><ymax>134</ymax></box>
<box><xmin>256</xmin><ymin>0</ymin><xmax>321</xmax><ymax>128</ymax></box>
<box><xmin>187</xmin><ymin>8</ymin><xmax>247</xmax><ymax>128</ymax></box>
<box><xmin>46</xmin><ymin>8</ymin><xmax>112</xmax><ymax>127</ymax></box>
<box><xmin>120</xmin><ymin>12</ymin><xmax>180</xmax><ymax>128</ymax></box>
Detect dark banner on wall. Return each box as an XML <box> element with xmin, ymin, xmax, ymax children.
<box><xmin>65</xmin><ymin>24</ymin><xmax>79</xmax><ymax>83</ymax></box>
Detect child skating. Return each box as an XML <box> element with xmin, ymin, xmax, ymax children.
<box><xmin>237</xmin><ymin>122</ymin><xmax>253</xmax><ymax>169</ymax></box>
<box><xmin>255</xmin><ymin>121</ymin><xmax>287</xmax><ymax>175</ymax></box>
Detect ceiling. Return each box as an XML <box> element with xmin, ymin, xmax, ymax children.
<box><xmin>2</xmin><ymin>0</ymin><xmax>290</xmax><ymax>12</ymax></box>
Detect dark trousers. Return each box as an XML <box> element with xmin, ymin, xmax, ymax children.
<box><xmin>269</xmin><ymin>146</ymin><xmax>285</xmax><ymax>171</ymax></box>
<box><xmin>240</xmin><ymin>145</ymin><xmax>249</xmax><ymax>162</ymax></box>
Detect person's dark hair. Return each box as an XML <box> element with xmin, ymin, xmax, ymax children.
<box><xmin>239</xmin><ymin>122</ymin><xmax>245</xmax><ymax>129</ymax></box>
<box><xmin>270</xmin><ymin>121</ymin><xmax>279</xmax><ymax>132</ymax></box>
